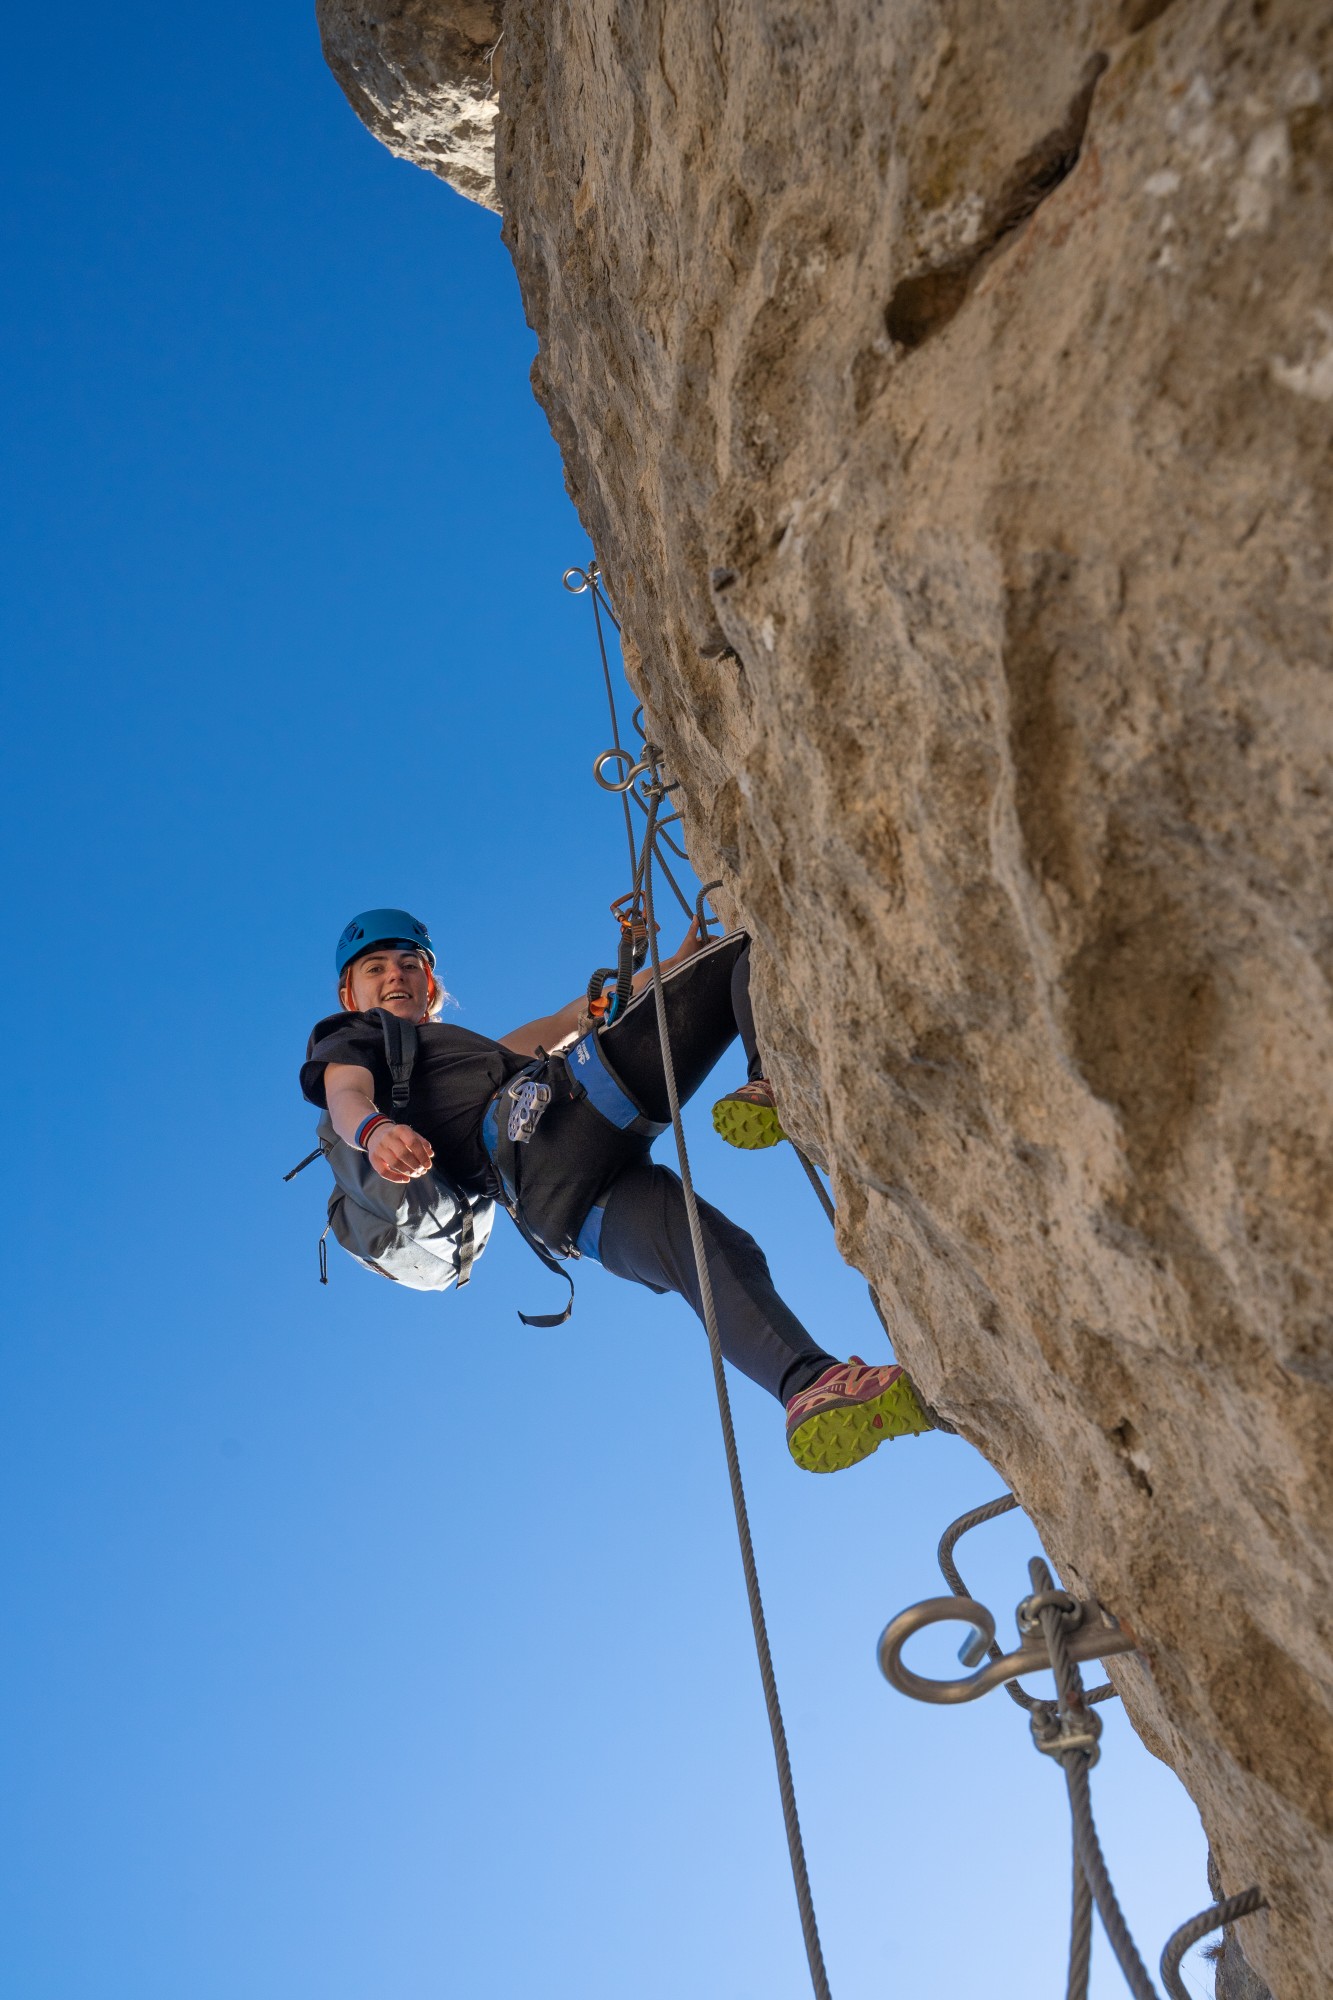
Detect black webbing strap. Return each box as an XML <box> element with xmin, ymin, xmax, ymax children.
<box><xmin>377</xmin><ymin>1010</ymin><xmax>417</xmax><ymax>1119</ymax></box>
<box><xmin>478</xmin><ymin>1080</ymin><xmax>575</xmax><ymax>1326</ymax></box>
<box><xmin>374</xmin><ymin>1008</ymin><xmax>480</xmax><ymax>1291</ymax></box>
<box><xmin>454</xmin><ymin>1196</ymin><xmax>478</xmax><ymax>1288</ymax></box>
<box><xmin>509</xmin><ymin>1210</ymin><xmax>575</xmax><ymax>1327</ymax></box>
<box><xmin>283</xmin><ymin>1143</ymin><xmax>326</xmax><ymax>1182</ymax></box>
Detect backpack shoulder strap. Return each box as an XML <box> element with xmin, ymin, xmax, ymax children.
<box><xmin>378</xmin><ymin>1010</ymin><xmax>418</xmax><ymax>1120</ymax></box>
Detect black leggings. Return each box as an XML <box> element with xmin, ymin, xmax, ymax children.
<box><xmin>570</xmin><ymin>938</ymin><xmax>834</xmax><ymax>1405</ymax></box>
<box><xmin>728</xmin><ymin>945</ymin><xmax>767</xmax><ymax>1086</ymax></box>
<box><xmin>586</xmin><ymin>1163</ymin><xmax>834</xmax><ymax>1404</ymax></box>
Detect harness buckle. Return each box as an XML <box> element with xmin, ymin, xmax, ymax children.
<box><xmin>507</xmin><ymin>1076</ymin><xmax>552</xmax><ymax>1145</ymax></box>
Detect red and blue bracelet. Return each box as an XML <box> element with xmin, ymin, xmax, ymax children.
<box><xmin>354</xmin><ymin>1112</ymin><xmax>392</xmax><ymax>1151</ymax></box>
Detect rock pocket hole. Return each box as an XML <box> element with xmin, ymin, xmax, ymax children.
<box><xmin>884</xmin><ymin>52</ymin><xmax>1108</xmax><ymax>353</ymax></box>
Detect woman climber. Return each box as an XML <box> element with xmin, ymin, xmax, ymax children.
<box><xmin>299</xmin><ymin>906</ymin><xmax>932</xmax><ymax>1472</ymax></box>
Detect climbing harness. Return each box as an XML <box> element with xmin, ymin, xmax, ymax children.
<box><xmin>879</xmin><ymin>1494</ymin><xmax>1267</xmax><ymax>2000</ymax></box>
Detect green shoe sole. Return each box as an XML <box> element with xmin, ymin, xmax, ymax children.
<box><xmin>787</xmin><ymin>1374</ymin><xmax>933</xmax><ymax>1474</ymax></box>
<box><xmin>712</xmin><ymin>1096</ymin><xmax>787</xmax><ymax>1150</ymax></box>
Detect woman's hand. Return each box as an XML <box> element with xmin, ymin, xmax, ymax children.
<box><xmin>367</xmin><ymin>1121</ymin><xmax>435</xmax><ymax>1183</ymax></box>
<box><xmin>499</xmin><ymin>916</ymin><xmax>713</xmax><ymax>1055</ymax></box>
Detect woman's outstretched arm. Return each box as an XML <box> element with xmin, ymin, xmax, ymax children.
<box><xmin>324</xmin><ymin>1060</ymin><xmax>434</xmax><ymax>1183</ymax></box>
<box><xmin>499</xmin><ymin>919</ymin><xmax>705</xmax><ymax>1057</ymax></box>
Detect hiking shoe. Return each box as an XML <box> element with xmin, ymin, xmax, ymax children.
<box><xmin>712</xmin><ymin>1078</ymin><xmax>786</xmax><ymax>1150</ymax></box>
<box><xmin>785</xmin><ymin>1357</ymin><xmax>932</xmax><ymax>1473</ymax></box>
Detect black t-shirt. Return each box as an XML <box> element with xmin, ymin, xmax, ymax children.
<box><xmin>301</xmin><ymin>1011</ymin><xmax>529</xmax><ymax>1191</ymax></box>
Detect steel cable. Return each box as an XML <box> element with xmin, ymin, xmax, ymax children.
<box><xmin>791</xmin><ymin>1144</ymin><xmax>837</xmax><ymax>1225</ymax></box>
<box><xmin>937</xmin><ymin>1495</ymin><xmax>1038</xmax><ymax>1710</ymax></box>
<box><xmin>573</xmin><ymin>568</ymin><xmax>828</xmax><ymax>1990</ymax></box>
<box><xmin>897</xmin><ymin>1526</ymin><xmax>1265</xmax><ymax>1998</ymax></box>
<box><xmin>787</xmin><ymin>1133</ymin><xmax>934</xmax><ymax>1400</ymax></box>
<box><xmin>1159</xmin><ymin>1888</ymin><xmax>1267</xmax><ymax>2000</ymax></box>
<box><xmin>1064</xmin><ymin>1758</ymin><xmax>1158</xmax><ymax>2000</ymax></box>
<box><xmin>1068</xmin><ymin>1843</ymin><xmax>1095</xmax><ymax>2000</ymax></box>
<box><xmin>936</xmin><ymin>1495</ymin><xmax>1021</xmax><ymax>1593</ymax></box>
<box><xmin>647</xmin><ymin>830</ymin><xmax>696</xmax><ymax>919</ymax></box>
<box><xmin>589</xmin><ymin>576</ymin><xmax>637</xmax><ymax>884</ymax></box>
<box><xmin>566</xmin><ymin>561</ymin><xmax>638</xmax><ymax>884</ymax></box>
<box><xmin>640</xmin><ymin>774</ymin><xmax>832</xmax><ymax>2000</ymax></box>
<box><xmin>1032</xmin><ymin>1558</ymin><xmax>1159</xmax><ymax>2000</ymax></box>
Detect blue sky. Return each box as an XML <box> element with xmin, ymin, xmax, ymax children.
<box><xmin>3</xmin><ymin>6</ymin><xmax>1216</xmax><ymax>1995</ymax></box>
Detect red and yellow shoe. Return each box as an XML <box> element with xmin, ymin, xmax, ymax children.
<box><xmin>712</xmin><ymin>1078</ymin><xmax>786</xmax><ymax>1150</ymax></box>
<box><xmin>785</xmin><ymin>1357</ymin><xmax>933</xmax><ymax>1473</ymax></box>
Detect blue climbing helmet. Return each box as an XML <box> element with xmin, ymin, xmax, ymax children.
<box><xmin>335</xmin><ymin>908</ymin><xmax>436</xmax><ymax>977</ymax></box>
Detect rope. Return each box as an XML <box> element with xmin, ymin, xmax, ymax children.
<box><xmin>567</xmin><ymin>562</ymin><xmax>637</xmax><ymax>884</ymax></box>
<box><xmin>778</xmin><ymin>1091</ymin><xmax>929</xmax><ymax>1393</ymax></box>
<box><xmin>937</xmin><ymin>1494</ymin><xmax>1037</xmax><ymax>1711</ymax></box>
<box><xmin>567</xmin><ymin>562</ymin><xmax>829</xmax><ymax>1990</ymax></box>
<box><xmin>640</xmin><ymin>772</ymin><xmax>832</xmax><ymax>2000</ymax></box>
<box><xmin>1160</xmin><ymin>1888</ymin><xmax>1266</xmax><ymax>2000</ymax></box>
<box><xmin>934</xmin><ymin>1497</ymin><xmax>1116</xmax><ymax>1711</ymax></box>
<box><xmin>1066</xmin><ymin>1757</ymin><xmax>1157</xmax><ymax>1998</ymax></box>
<box><xmin>791</xmin><ymin>1143</ymin><xmax>837</xmax><ymax>1225</ymax></box>
<box><xmin>1067</xmin><ymin>1842</ymin><xmax>1095</xmax><ymax>2000</ymax></box>
<box><xmin>570</xmin><ymin>560</ymin><xmax>696</xmax><ymax>923</ymax></box>
<box><xmin>892</xmin><ymin>1508</ymin><xmax>1268</xmax><ymax>2000</ymax></box>
<box><xmin>1030</xmin><ymin>1556</ymin><xmax>1159</xmax><ymax>2000</ymax></box>
<box><xmin>748</xmin><ymin>1018</ymin><xmax>951</xmax><ymax>1428</ymax></box>
<box><xmin>568</xmin><ymin>568</ymin><xmax>830</xmax><ymax>1989</ymax></box>
<box><xmin>937</xmin><ymin>1493</ymin><xmax>1021</xmax><ymax>1593</ymax></box>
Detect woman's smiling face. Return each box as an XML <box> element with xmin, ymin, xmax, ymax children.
<box><xmin>344</xmin><ymin>947</ymin><xmax>432</xmax><ymax>1020</ymax></box>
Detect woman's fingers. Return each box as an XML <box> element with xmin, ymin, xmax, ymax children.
<box><xmin>367</xmin><ymin>1124</ymin><xmax>434</xmax><ymax>1180</ymax></box>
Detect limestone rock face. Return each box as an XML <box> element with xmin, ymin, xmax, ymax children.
<box><xmin>317</xmin><ymin>0</ymin><xmax>502</xmax><ymax>209</ymax></box>
<box><xmin>325</xmin><ymin>3</ymin><xmax>1333</xmax><ymax>1993</ymax></box>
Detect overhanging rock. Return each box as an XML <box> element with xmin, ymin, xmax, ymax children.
<box><xmin>317</xmin><ymin>0</ymin><xmax>502</xmax><ymax>210</ymax></box>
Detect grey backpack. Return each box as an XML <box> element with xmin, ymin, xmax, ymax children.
<box><xmin>288</xmin><ymin>1011</ymin><xmax>494</xmax><ymax>1293</ymax></box>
